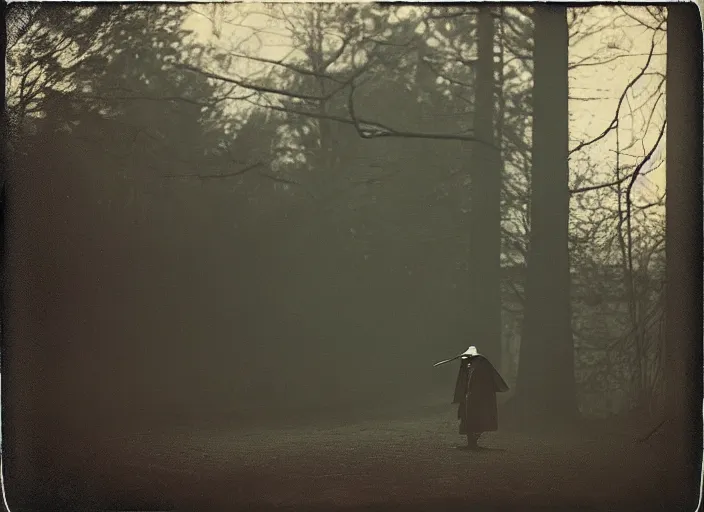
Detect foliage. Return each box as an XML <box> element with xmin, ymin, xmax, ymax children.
<box><xmin>7</xmin><ymin>4</ymin><xmax>669</xmax><ymax>418</ymax></box>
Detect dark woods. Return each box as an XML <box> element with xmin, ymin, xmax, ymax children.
<box><xmin>3</xmin><ymin>3</ymin><xmax>700</xmax><ymax>509</ymax></box>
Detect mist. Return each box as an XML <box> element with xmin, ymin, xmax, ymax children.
<box><xmin>3</xmin><ymin>3</ymin><xmax>701</xmax><ymax>511</ymax></box>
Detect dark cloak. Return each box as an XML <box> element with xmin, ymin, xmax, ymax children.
<box><xmin>453</xmin><ymin>355</ymin><xmax>509</xmax><ymax>433</ymax></box>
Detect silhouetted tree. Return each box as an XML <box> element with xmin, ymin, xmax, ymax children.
<box><xmin>467</xmin><ymin>7</ymin><xmax>502</xmax><ymax>365</ymax></box>
<box><xmin>664</xmin><ymin>4</ymin><xmax>702</xmax><ymax>508</ymax></box>
<box><xmin>5</xmin><ymin>5</ymin><xmax>242</xmax><ymax>505</ymax></box>
<box><xmin>514</xmin><ymin>6</ymin><xmax>576</xmax><ymax>425</ymax></box>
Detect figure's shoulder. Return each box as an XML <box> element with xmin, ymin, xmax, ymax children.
<box><xmin>469</xmin><ymin>355</ymin><xmax>495</xmax><ymax>372</ymax></box>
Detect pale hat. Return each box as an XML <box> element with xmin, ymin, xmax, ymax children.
<box><xmin>433</xmin><ymin>345</ymin><xmax>479</xmax><ymax>367</ymax></box>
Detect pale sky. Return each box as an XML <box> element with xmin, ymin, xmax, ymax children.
<box><xmin>181</xmin><ymin>4</ymin><xmax>667</xmax><ymax>198</ymax></box>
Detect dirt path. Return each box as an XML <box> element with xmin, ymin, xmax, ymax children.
<box><xmin>57</xmin><ymin>411</ymin><xmax>674</xmax><ymax>511</ymax></box>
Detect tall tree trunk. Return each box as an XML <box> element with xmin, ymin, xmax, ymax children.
<box><xmin>514</xmin><ymin>6</ymin><xmax>576</xmax><ymax>424</ymax></box>
<box><xmin>495</xmin><ymin>7</ymin><xmax>509</xmax><ymax>376</ymax></box>
<box><xmin>468</xmin><ymin>7</ymin><xmax>502</xmax><ymax>365</ymax></box>
<box><xmin>664</xmin><ymin>5</ymin><xmax>702</xmax><ymax>508</ymax></box>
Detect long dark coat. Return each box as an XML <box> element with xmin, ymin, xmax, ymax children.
<box><xmin>453</xmin><ymin>355</ymin><xmax>509</xmax><ymax>433</ymax></box>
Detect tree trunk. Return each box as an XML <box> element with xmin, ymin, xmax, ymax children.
<box><xmin>495</xmin><ymin>7</ymin><xmax>509</xmax><ymax>376</ymax></box>
<box><xmin>664</xmin><ymin>5</ymin><xmax>702</xmax><ymax>508</ymax></box>
<box><xmin>468</xmin><ymin>7</ymin><xmax>502</xmax><ymax>365</ymax></box>
<box><xmin>514</xmin><ymin>5</ymin><xmax>576</xmax><ymax>425</ymax></box>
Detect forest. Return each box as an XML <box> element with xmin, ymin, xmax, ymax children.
<box><xmin>3</xmin><ymin>3</ymin><xmax>701</xmax><ymax>511</ymax></box>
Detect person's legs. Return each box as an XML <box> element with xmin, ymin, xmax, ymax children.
<box><xmin>458</xmin><ymin>403</ymin><xmax>467</xmax><ymax>435</ymax></box>
<box><xmin>467</xmin><ymin>432</ymin><xmax>482</xmax><ymax>449</ymax></box>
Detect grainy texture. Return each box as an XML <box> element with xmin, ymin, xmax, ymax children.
<box><xmin>44</xmin><ymin>408</ymin><xmax>678</xmax><ymax>512</ymax></box>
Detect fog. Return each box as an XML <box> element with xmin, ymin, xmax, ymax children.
<box><xmin>3</xmin><ymin>3</ymin><xmax>700</xmax><ymax>511</ymax></box>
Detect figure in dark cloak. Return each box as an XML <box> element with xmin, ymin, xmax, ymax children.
<box><xmin>434</xmin><ymin>346</ymin><xmax>509</xmax><ymax>450</ymax></box>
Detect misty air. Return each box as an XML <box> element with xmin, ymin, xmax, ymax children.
<box><xmin>3</xmin><ymin>3</ymin><xmax>702</xmax><ymax>511</ymax></box>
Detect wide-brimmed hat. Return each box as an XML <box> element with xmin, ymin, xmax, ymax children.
<box><xmin>433</xmin><ymin>345</ymin><xmax>479</xmax><ymax>367</ymax></box>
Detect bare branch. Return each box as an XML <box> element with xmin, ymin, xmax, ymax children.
<box><xmin>624</xmin><ymin>119</ymin><xmax>666</xmax><ymax>204</ymax></box>
<box><xmin>427</xmin><ymin>8</ymin><xmax>477</xmax><ymax>20</ymax></box>
<box><xmin>422</xmin><ymin>57</ymin><xmax>474</xmax><ymax>88</ymax></box>
<box><xmin>256</xmin><ymin>171</ymin><xmax>305</xmax><ymax>188</ymax></box>
<box><xmin>635</xmin><ymin>194</ymin><xmax>666</xmax><ymax>211</ymax></box>
<box><xmin>175</xmin><ymin>63</ymin><xmax>332</xmax><ymax>102</ymax></box>
<box><xmin>322</xmin><ymin>32</ymin><xmax>354</xmax><ymax>71</ymax></box>
<box><xmin>164</xmin><ymin>161</ymin><xmax>263</xmax><ymax>180</ymax></box>
<box><xmin>258</xmin><ymin>102</ymin><xmax>490</xmax><ymax>145</ymax></box>
<box><xmin>346</xmin><ymin>79</ymin><xmax>365</xmax><ymax>138</ymax></box>
<box><xmin>569</xmin><ymin>52</ymin><xmax>667</xmax><ymax>71</ymax></box>
<box><xmin>569</xmin><ymin>32</ymin><xmax>659</xmax><ymax>156</ymax></box>
<box><xmin>79</xmin><ymin>91</ymin><xmax>255</xmax><ymax>107</ymax></box>
<box><xmin>569</xmin><ymin>95</ymin><xmax>609</xmax><ymax>102</ymax></box>
<box><xmin>570</xmin><ymin>165</ymin><xmax>648</xmax><ymax>195</ymax></box>
<box><xmin>225</xmin><ymin>51</ymin><xmax>345</xmax><ymax>84</ymax></box>
<box><xmin>619</xmin><ymin>6</ymin><xmax>666</xmax><ymax>32</ymax></box>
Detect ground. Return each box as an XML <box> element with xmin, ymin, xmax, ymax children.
<box><xmin>29</xmin><ymin>405</ymin><xmax>686</xmax><ymax>511</ymax></box>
